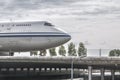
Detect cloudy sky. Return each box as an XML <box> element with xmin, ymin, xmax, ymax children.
<box><xmin>0</xmin><ymin>0</ymin><xmax>120</xmax><ymax>50</ymax></box>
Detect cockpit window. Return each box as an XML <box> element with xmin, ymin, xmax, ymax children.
<box><xmin>44</xmin><ymin>22</ymin><xmax>53</xmax><ymax>26</ymax></box>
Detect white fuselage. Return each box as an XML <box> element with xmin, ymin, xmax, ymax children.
<box><xmin>0</xmin><ymin>21</ymin><xmax>71</xmax><ymax>52</ymax></box>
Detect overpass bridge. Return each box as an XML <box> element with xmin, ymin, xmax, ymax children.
<box><xmin>0</xmin><ymin>56</ymin><xmax>120</xmax><ymax>80</ymax></box>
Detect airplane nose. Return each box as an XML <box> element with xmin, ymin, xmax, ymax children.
<box><xmin>65</xmin><ymin>34</ymin><xmax>71</xmax><ymax>41</ymax></box>
<box><xmin>67</xmin><ymin>34</ymin><xmax>71</xmax><ymax>41</ymax></box>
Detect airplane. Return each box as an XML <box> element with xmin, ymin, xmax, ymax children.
<box><xmin>0</xmin><ymin>21</ymin><xmax>71</xmax><ymax>56</ymax></box>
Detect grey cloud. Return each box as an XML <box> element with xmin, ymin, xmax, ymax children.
<box><xmin>84</xmin><ymin>7</ymin><xmax>120</xmax><ymax>15</ymax></box>
<box><xmin>0</xmin><ymin>0</ymin><xmax>120</xmax><ymax>20</ymax></box>
<box><xmin>82</xmin><ymin>8</ymin><xmax>110</xmax><ymax>15</ymax></box>
<box><xmin>4</xmin><ymin>0</ymin><xmax>75</xmax><ymax>10</ymax></box>
<box><xmin>5</xmin><ymin>0</ymin><xmax>38</xmax><ymax>10</ymax></box>
<box><xmin>68</xmin><ymin>0</ymin><xmax>120</xmax><ymax>16</ymax></box>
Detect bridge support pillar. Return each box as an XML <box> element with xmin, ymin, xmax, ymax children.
<box><xmin>14</xmin><ymin>68</ymin><xmax>16</xmax><ymax>73</ymax></box>
<box><xmin>88</xmin><ymin>66</ymin><xmax>92</xmax><ymax>80</ymax></box>
<box><xmin>45</xmin><ymin>68</ymin><xmax>47</xmax><ymax>72</ymax></box>
<box><xmin>111</xmin><ymin>70</ymin><xmax>115</xmax><ymax>80</ymax></box>
<box><xmin>21</xmin><ymin>68</ymin><xmax>23</xmax><ymax>72</ymax></box>
<box><xmin>49</xmin><ymin>68</ymin><xmax>52</xmax><ymax>72</ymax></box>
<box><xmin>39</xmin><ymin>68</ymin><xmax>41</xmax><ymax>72</ymax></box>
<box><xmin>27</xmin><ymin>68</ymin><xmax>30</xmax><ymax>75</ymax></box>
<box><xmin>66</xmin><ymin>68</ymin><xmax>68</xmax><ymax>71</ymax></box>
<box><xmin>71</xmin><ymin>60</ymin><xmax>73</xmax><ymax>80</ymax></box>
<box><xmin>101</xmin><ymin>68</ymin><xmax>105</xmax><ymax>80</ymax></box>
<box><xmin>59</xmin><ymin>68</ymin><xmax>61</xmax><ymax>72</ymax></box>
<box><xmin>54</xmin><ymin>68</ymin><xmax>56</xmax><ymax>72</ymax></box>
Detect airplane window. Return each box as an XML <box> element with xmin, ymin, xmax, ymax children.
<box><xmin>15</xmin><ymin>24</ymin><xmax>31</xmax><ymax>26</ymax></box>
<box><xmin>44</xmin><ymin>22</ymin><xmax>53</xmax><ymax>26</ymax></box>
<box><xmin>28</xmin><ymin>24</ymin><xmax>31</xmax><ymax>26</ymax></box>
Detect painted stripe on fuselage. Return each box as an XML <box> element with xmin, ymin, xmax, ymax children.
<box><xmin>0</xmin><ymin>35</ymin><xmax>70</xmax><ymax>37</ymax></box>
<box><xmin>0</xmin><ymin>32</ymin><xmax>65</xmax><ymax>34</ymax></box>
<box><xmin>0</xmin><ymin>32</ymin><xmax>70</xmax><ymax>37</ymax></box>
